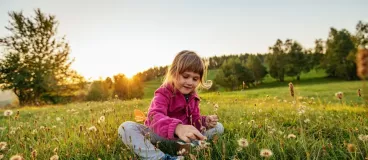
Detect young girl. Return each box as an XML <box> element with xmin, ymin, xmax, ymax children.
<box><xmin>118</xmin><ymin>50</ymin><xmax>224</xmax><ymax>160</ymax></box>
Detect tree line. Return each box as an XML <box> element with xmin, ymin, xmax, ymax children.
<box><xmin>0</xmin><ymin>9</ymin><xmax>367</xmax><ymax>105</ymax></box>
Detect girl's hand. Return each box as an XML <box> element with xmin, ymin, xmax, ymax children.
<box><xmin>175</xmin><ymin>124</ymin><xmax>206</xmax><ymax>143</ymax></box>
<box><xmin>206</xmin><ymin>115</ymin><xmax>219</xmax><ymax>129</ymax></box>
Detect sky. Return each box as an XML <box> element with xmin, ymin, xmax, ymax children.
<box><xmin>0</xmin><ymin>0</ymin><xmax>367</xmax><ymax>80</ymax></box>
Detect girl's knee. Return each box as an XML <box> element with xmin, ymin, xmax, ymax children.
<box><xmin>118</xmin><ymin>121</ymin><xmax>136</xmax><ymax>136</ymax></box>
<box><xmin>215</xmin><ymin>122</ymin><xmax>224</xmax><ymax>134</ymax></box>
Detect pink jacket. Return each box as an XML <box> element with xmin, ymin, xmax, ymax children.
<box><xmin>144</xmin><ymin>83</ymin><xmax>207</xmax><ymax>140</ymax></box>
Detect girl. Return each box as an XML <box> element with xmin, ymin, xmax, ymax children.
<box><xmin>118</xmin><ymin>50</ymin><xmax>224</xmax><ymax>160</ymax></box>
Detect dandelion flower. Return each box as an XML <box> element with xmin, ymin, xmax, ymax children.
<box><xmin>287</xmin><ymin>134</ymin><xmax>297</xmax><ymax>139</ymax></box>
<box><xmin>260</xmin><ymin>149</ymin><xmax>273</xmax><ymax>158</ymax></box>
<box><xmin>50</xmin><ymin>154</ymin><xmax>59</xmax><ymax>160</ymax></box>
<box><xmin>237</xmin><ymin>138</ymin><xmax>249</xmax><ymax>148</ymax></box>
<box><xmin>0</xmin><ymin>142</ymin><xmax>7</xmax><ymax>150</ymax></box>
<box><xmin>335</xmin><ymin>92</ymin><xmax>343</xmax><ymax>100</ymax></box>
<box><xmin>88</xmin><ymin>126</ymin><xmax>97</xmax><ymax>132</ymax></box>
<box><xmin>10</xmin><ymin>155</ymin><xmax>24</xmax><ymax>160</ymax></box>
<box><xmin>98</xmin><ymin>116</ymin><xmax>105</xmax><ymax>124</ymax></box>
<box><xmin>4</xmin><ymin>110</ymin><xmax>13</xmax><ymax>116</ymax></box>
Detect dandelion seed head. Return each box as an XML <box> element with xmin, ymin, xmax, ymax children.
<box><xmin>0</xmin><ymin>142</ymin><xmax>7</xmax><ymax>150</ymax></box>
<box><xmin>4</xmin><ymin>110</ymin><xmax>13</xmax><ymax>116</ymax></box>
<box><xmin>260</xmin><ymin>149</ymin><xmax>273</xmax><ymax>158</ymax></box>
<box><xmin>88</xmin><ymin>126</ymin><xmax>97</xmax><ymax>132</ymax></box>
<box><xmin>237</xmin><ymin>138</ymin><xmax>249</xmax><ymax>148</ymax></box>
<box><xmin>50</xmin><ymin>154</ymin><xmax>59</xmax><ymax>160</ymax></box>
<box><xmin>287</xmin><ymin>134</ymin><xmax>297</xmax><ymax>139</ymax></box>
<box><xmin>10</xmin><ymin>155</ymin><xmax>24</xmax><ymax>160</ymax></box>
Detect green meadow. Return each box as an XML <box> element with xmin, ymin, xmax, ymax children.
<box><xmin>1</xmin><ymin>70</ymin><xmax>368</xmax><ymax>160</ymax></box>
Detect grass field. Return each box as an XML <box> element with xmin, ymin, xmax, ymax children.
<box><xmin>1</xmin><ymin>70</ymin><xmax>368</xmax><ymax>159</ymax></box>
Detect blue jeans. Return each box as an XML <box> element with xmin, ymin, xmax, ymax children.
<box><xmin>118</xmin><ymin>121</ymin><xmax>224</xmax><ymax>160</ymax></box>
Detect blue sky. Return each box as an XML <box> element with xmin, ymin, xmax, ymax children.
<box><xmin>0</xmin><ymin>0</ymin><xmax>367</xmax><ymax>79</ymax></box>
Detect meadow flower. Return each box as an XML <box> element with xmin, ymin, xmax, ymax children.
<box><xmin>283</xmin><ymin>100</ymin><xmax>287</xmax><ymax>103</ymax></box>
<box><xmin>50</xmin><ymin>154</ymin><xmax>59</xmax><ymax>160</ymax></box>
<box><xmin>98</xmin><ymin>116</ymin><xmax>105</xmax><ymax>124</ymax></box>
<box><xmin>56</xmin><ymin>117</ymin><xmax>61</xmax><ymax>121</ymax></box>
<box><xmin>347</xmin><ymin>143</ymin><xmax>356</xmax><ymax>152</ymax></box>
<box><xmin>335</xmin><ymin>92</ymin><xmax>343</xmax><ymax>100</ymax></box>
<box><xmin>198</xmin><ymin>140</ymin><xmax>210</xmax><ymax>149</ymax></box>
<box><xmin>31</xmin><ymin>129</ymin><xmax>38</xmax><ymax>134</ymax></box>
<box><xmin>177</xmin><ymin>148</ymin><xmax>186</xmax><ymax>155</ymax></box>
<box><xmin>53</xmin><ymin>147</ymin><xmax>58</xmax><ymax>154</ymax></box>
<box><xmin>31</xmin><ymin>150</ymin><xmax>37</xmax><ymax>159</ymax></box>
<box><xmin>237</xmin><ymin>138</ymin><xmax>249</xmax><ymax>148</ymax></box>
<box><xmin>248</xmin><ymin>120</ymin><xmax>255</xmax><ymax>125</ymax></box>
<box><xmin>52</xmin><ymin>125</ymin><xmax>56</xmax><ymax>128</ymax></box>
<box><xmin>10</xmin><ymin>155</ymin><xmax>24</xmax><ymax>160</ymax></box>
<box><xmin>298</xmin><ymin>109</ymin><xmax>305</xmax><ymax>115</ymax></box>
<box><xmin>287</xmin><ymin>134</ymin><xmax>297</xmax><ymax>139</ymax></box>
<box><xmin>0</xmin><ymin>142</ymin><xmax>7</xmax><ymax>150</ymax></box>
<box><xmin>260</xmin><ymin>149</ymin><xmax>273</xmax><ymax>158</ymax></box>
<box><xmin>252</xmin><ymin>112</ymin><xmax>255</xmax><ymax>115</ymax></box>
<box><xmin>4</xmin><ymin>110</ymin><xmax>13</xmax><ymax>116</ymax></box>
<box><xmin>278</xmin><ymin>131</ymin><xmax>284</xmax><ymax>135</ymax></box>
<box><xmin>304</xmin><ymin>119</ymin><xmax>310</xmax><ymax>123</ymax></box>
<box><xmin>288</xmin><ymin>82</ymin><xmax>294</xmax><ymax>97</ymax></box>
<box><xmin>88</xmin><ymin>126</ymin><xmax>97</xmax><ymax>132</ymax></box>
<box><xmin>358</xmin><ymin>134</ymin><xmax>368</xmax><ymax>142</ymax></box>
<box><xmin>214</xmin><ymin>103</ymin><xmax>219</xmax><ymax>109</ymax></box>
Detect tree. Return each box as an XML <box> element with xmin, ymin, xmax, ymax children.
<box><xmin>0</xmin><ymin>9</ymin><xmax>84</xmax><ymax>105</ymax></box>
<box><xmin>284</xmin><ymin>40</ymin><xmax>309</xmax><ymax>80</ymax></box>
<box><xmin>266</xmin><ymin>39</ymin><xmax>287</xmax><ymax>82</ymax></box>
<box><xmin>214</xmin><ymin>58</ymin><xmax>254</xmax><ymax>90</ymax></box>
<box><xmin>128</xmin><ymin>75</ymin><xmax>144</xmax><ymax>99</ymax></box>
<box><xmin>113</xmin><ymin>74</ymin><xmax>129</xmax><ymax>100</ymax></box>
<box><xmin>321</xmin><ymin>28</ymin><xmax>356</xmax><ymax>80</ymax></box>
<box><xmin>356</xmin><ymin>21</ymin><xmax>368</xmax><ymax>47</ymax></box>
<box><xmin>86</xmin><ymin>79</ymin><xmax>111</xmax><ymax>101</ymax></box>
<box><xmin>245</xmin><ymin>55</ymin><xmax>267</xmax><ymax>83</ymax></box>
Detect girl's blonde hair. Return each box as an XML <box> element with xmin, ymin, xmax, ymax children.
<box><xmin>163</xmin><ymin>50</ymin><xmax>205</xmax><ymax>88</ymax></box>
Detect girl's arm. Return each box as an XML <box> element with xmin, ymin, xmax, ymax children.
<box><xmin>146</xmin><ymin>88</ymin><xmax>182</xmax><ymax>140</ymax></box>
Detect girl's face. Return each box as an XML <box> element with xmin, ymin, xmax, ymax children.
<box><xmin>175</xmin><ymin>71</ymin><xmax>201</xmax><ymax>94</ymax></box>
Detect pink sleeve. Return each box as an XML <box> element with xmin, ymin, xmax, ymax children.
<box><xmin>147</xmin><ymin>88</ymin><xmax>182</xmax><ymax>140</ymax></box>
